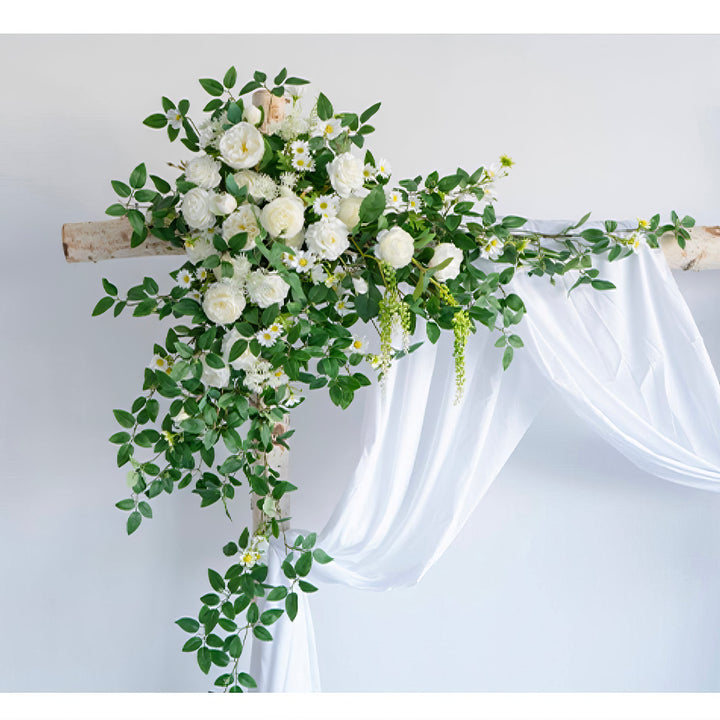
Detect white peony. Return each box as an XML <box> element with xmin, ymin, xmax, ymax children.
<box><xmin>326</xmin><ymin>152</ymin><xmax>365</xmax><ymax>198</ymax></box>
<box><xmin>428</xmin><ymin>243</ymin><xmax>464</xmax><ymax>281</ymax></box>
<box><xmin>213</xmin><ymin>252</ymin><xmax>252</xmax><ymax>287</ymax></box>
<box><xmin>337</xmin><ymin>196</ymin><xmax>363</xmax><ymax>230</ymax></box>
<box><xmin>243</xmin><ymin>104</ymin><xmax>262</xmax><ymax>126</ymax></box>
<box><xmin>218</xmin><ymin>122</ymin><xmax>265</xmax><ymax>170</ymax></box>
<box><xmin>184</xmin><ymin>231</ymin><xmax>216</xmax><ymax>264</ymax></box>
<box><xmin>305</xmin><ymin>218</ymin><xmax>350</xmax><ymax>261</ymax></box>
<box><xmin>246</xmin><ymin>270</ymin><xmax>290</xmax><ymax>308</ymax></box>
<box><xmin>222</xmin><ymin>204</ymin><xmax>261</xmax><ymax>250</ymax></box>
<box><xmin>185</xmin><ymin>154</ymin><xmax>221</xmax><ymax>189</ymax></box>
<box><xmin>202</xmin><ymin>282</ymin><xmax>246</xmax><ymax>325</ymax></box>
<box><xmin>181</xmin><ymin>187</ymin><xmax>216</xmax><ymax>231</ymax></box>
<box><xmin>208</xmin><ymin>192</ymin><xmax>237</xmax><ymax>216</ymax></box>
<box><xmin>201</xmin><ymin>356</ymin><xmax>230</xmax><ymax>388</ymax></box>
<box><xmin>260</xmin><ymin>195</ymin><xmax>305</xmax><ymax>239</ymax></box>
<box><xmin>376</xmin><ymin>226</ymin><xmax>415</xmax><ymax>268</ymax></box>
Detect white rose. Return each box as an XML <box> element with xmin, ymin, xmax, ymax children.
<box><xmin>352</xmin><ymin>276</ymin><xmax>369</xmax><ymax>294</ymax></box>
<box><xmin>284</xmin><ymin>230</ymin><xmax>304</xmax><ymax>250</ymax></box>
<box><xmin>243</xmin><ymin>104</ymin><xmax>262</xmax><ymax>126</ymax></box>
<box><xmin>181</xmin><ymin>187</ymin><xmax>215</xmax><ymax>230</ymax></box>
<box><xmin>185</xmin><ymin>154</ymin><xmax>221</xmax><ymax>189</ymax></box>
<box><xmin>213</xmin><ymin>252</ymin><xmax>251</xmax><ymax>286</ymax></box>
<box><xmin>208</xmin><ymin>192</ymin><xmax>237</xmax><ymax>216</ymax></box>
<box><xmin>428</xmin><ymin>243</ymin><xmax>464</xmax><ymax>281</ymax></box>
<box><xmin>376</xmin><ymin>226</ymin><xmax>415</xmax><ymax>269</ymax></box>
<box><xmin>337</xmin><ymin>196</ymin><xmax>363</xmax><ymax>230</ymax></box>
<box><xmin>327</xmin><ymin>152</ymin><xmax>365</xmax><ymax>198</ymax></box>
<box><xmin>184</xmin><ymin>231</ymin><xmax>216</xmax><ymax>264</ymax></box>
<box><xmin>218</xmin><ymin>122</ymin><xmax>265</xmax><ymax>170</ymax></box>
<box><xmin>260</xmin><ymin>195</ymin><xmax>305</xmax><ymax>239</ymax></box>
<box><xmin>305</xmin><ymin>218</ymin><xmax>350</xmax><ymax>261</ymax></box>
<box><xmin>222</xmin><ymin>204</ymin><xmax>261</xmax><ymax>250</ymax></box>
<box><xmin>202</xmin><ymin>282</ymin><xmax>246</xmax><ymax>325</ymax></box>
<box><xmin>201</xmin><ymin>356</ymin><xmax>230</xmax><ymax>388</ymax></box>
<box><xmin>246</xmin><ymin>270</ymin><xmax>290</xmax><ymax>308</ymax></box>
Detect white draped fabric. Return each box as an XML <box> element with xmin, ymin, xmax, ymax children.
<box><xmin>250</xmin><ymin>221</ymin><xmax>720</xmax><ymax>691</ymax></box>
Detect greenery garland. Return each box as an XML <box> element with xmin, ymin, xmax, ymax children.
<box><xmin>92</xmin><ymin>67</ymin><xmax>694</xmax><ymax>691</ymax></box>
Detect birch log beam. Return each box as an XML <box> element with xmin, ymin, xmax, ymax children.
<box><xmin>63</xmin><ymin>219</ymin><xmax>720</xmax><ymax>270</ymax></box>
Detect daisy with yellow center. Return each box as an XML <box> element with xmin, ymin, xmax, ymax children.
<box><xmin>386</xmin><ymin>188</ymin><xmax>403</xmax><ymax>210</ymax></box>
<box><xmin>292</xmin><ymin>155</ymin><xmax>315</xmax><ymax>172</ymax></box>
<box><xmin>376</xmin><ymin>158</ymin><xmax>391</xmax><ymax>178</ymax></box>
<box><xmin>239</xmin><ymin>550</ymin><xmax>261</xmax><ymax>568</ymax></box>
<box><xmin>255</xmin><ymin>325</ymin><xmax>281</xmax><ymax>347</ymax></box>
<box><xmin>351</xmin><ymin>336</ymin><xmax>367</xmax><ymax>353</ymax></box>
<box><xmin>289</xmin><ymin>140</ymin><xmax>309</xmax><ymax>156</ymax></box>
<box><xmin>166</xmin><ymin>108</ymin><xmax>183</xmax><ymax>129</ymax></box>
<box><xmin>638</xmin><ymin>218</ymin><xmax>650</xmax><ymax>229</ymax></box>
<box><xmin>176</xmin><ymin>269</ymin><xmax>194</xmax><ymax>288</ymax></box>
<box><xmin>407</xmin><ymin>195</ymin><xmax>422</xmax><ymax>212</ymax></box>
<box><xmin>196</xmin><ymin>267</ymin><xmax>209</xmax><ymax>282</ymax></box>
<box><xmin>150</xmin><ymin>354</ymin><xmax>169</xmax><ymax>372</ymax></box>
<box><xmin>363</xmin><ymin>164</ymin><xmax>377</xmax><ymax>181</ymax></box>
<box><xmin>313</xmin><ymin>194</ymin><xmax>339</xmax><ymax>218</ymax></box>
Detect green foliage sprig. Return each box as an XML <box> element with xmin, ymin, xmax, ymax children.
<box><xmin>92</xmin><ymin>66</ymin><xmax>693</xmax><ymax>691</ymax></box>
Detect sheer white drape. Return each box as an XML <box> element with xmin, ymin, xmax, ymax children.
<box><xmin>251</xmin><ymin>222</ymin><xmax>720</xmax><ymax>691</ymax></box>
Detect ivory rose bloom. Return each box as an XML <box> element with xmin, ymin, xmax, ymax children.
<box><xmin>213</xmin><ymin>253</ymin><xmax>251</xmax><ymax>286</ymax></box>
<box><xmin>222</xmin><ymin>204</ymin><xmax>261</xmax><ymax>250</ymax></box>
<box><xmin>376</xmin><ymin>226</ymin><xmax>415</xmax><ymax>268</ymax></box>
<box><xmin>246</xmin><ymin>270</ymin><xmax>290</xmax><ymax>308</ymax></box>
<box><xmin>284</xmin><ymin>230</ymin><xmax>304</xmax><ymax>250</ymax></box>
<box><xmin>218</xmin><ymin>122</ymin><xmax>265</xmax><ymax>170</ymax></box>
<box><xmin>181</xmin><ymin>187</ymin><xmax>215</xmax><ymax>231</ymax></box>
<box><xmin>337</xmin><ymin>196</ymin><xmax>363</xmax><ymax>230</ymax></box>
<box><xmin>185</xmin><ymin>154</ymin><xmax>221</xmax><ymax>189</ymax></box>
<box><xmin>209</xmin><ymin>192</ymin><xmax>237</xmax><ymax>216</ymax></box>
<box><xmin>200</xmin><ymin>356</ymin><xmax>230</xmax><ymax>388</ymax></box>
<box><xmin>260</xmin><ymin>195</ymin><xmax>305</xmax><ymax>239</ymax></box>
<box><xmin>428</xmin><ymin>243</ymin><xmax>464</xmax><ymax>281</ymax></box>
<box><xmin>202</xmin><ymin>282</ymin><xmax>246</xmax><ymax>325</ymax></box>
<box><xmin>305</xmin><ymin>218</ymin><xmax>350</xmax><ymax>261</ymax></box>
<box><xmin>327</xmin><ymin>152</ymin><xmax>364</xmax><ymax>198</ymax></box>
<box><xmin>243</xmin><ymin>104</ymin><xmax>262</xmax><ymax>126</ymax></box>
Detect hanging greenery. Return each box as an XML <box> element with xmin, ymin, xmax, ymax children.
<box><xmin>93</xmin><ymin>66</ymin><xmax>693</xmax><ymax>691</ymax></box>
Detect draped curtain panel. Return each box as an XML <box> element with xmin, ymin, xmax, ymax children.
<box><xmin>250</xmin><ymin>222</ymin><xmax>720</xmax><ymax>691</ymax></box>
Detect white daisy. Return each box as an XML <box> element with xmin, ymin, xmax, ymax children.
<box><xmin>385</xmin><ymin>187</ymin><xmax>404</xmax><ymax>210</ymax></box>
<box><xmin>349</xmin><ymin>336</ymin><xmax>367</xmax><ymax>354</ymax></box>
<box><xmin>313</xmin><ymin>118</ymin><xmax>342</xmax><ymax>140</ymax></box>
<box><xmin>176</xmin><ymin>269</ymin><xmax>194</xmax><ymax>288</ymax></box>
<box><xmin>239</xmin><ymin>550</ymin><xmax>262</xmax><ymax>568</ymax></box>
<box><xmin>268</xmin><ymin>368</ymin><xmax>289</xmax><ymax>389</ymax></box>
<box><xmin>291</xmin><ymin>155</ymin><xmax>315</xmax><ymax>172</ymax></box>
<box><xmin>376</xmin><ymin>158</ymin><xmax>392</xmax><ymax>178</ymax></box>
<box><xmin>256</xmin><ymin>326</ymin><xmax>281</xmax><ymax>347</ymax></box>
<box><xmin>285</xmin><ymin>250</ymin><xmax>316</xmax><ymax>273</ymax></box>
<box><xmin>289</xmin><ymin>140</ymin><xmax>310</xmax><ymax>157</ymax></box>
<box><xmin>150</xmin><ymin>354</ymin><xmax>169</xmax><ymax>372</ymax></box>
<box><xmin>166</xmin><ymin>108</ymin><xmax>183</xmax><ymax>130</ymax></box>
<box><xmin>196</xmin><ymin>267</ymin><xmax>209</xmax><ymax>282</ymax></box>
<box><xmin>407</xmin><ymin>194</ymin><xmax>422</xmax><ymax>212</ymax></box>
<box><xmin>480</xmin><ymin>237</ymin><xmax>503</xmax><ymax>260</ymax></box>
<box><xmin>313</xmin><ymin>195</ymin><xmax>339</xmax><ymax>218</ymax></box>
<box><xmin>363</xmin><ymin>164</ymin><xmax>377</xmax><ymax>182</ymax></box>
<box><xmin>188</xmin><ymin>290</ymin><xmax>203</xmax><ymax>303</ymax></box>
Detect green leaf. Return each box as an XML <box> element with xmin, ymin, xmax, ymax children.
<box><xmin>358</xmin><ymin>184</ymin><xmax>386</xmax><ymax>224</ymax></box>
<box><xmin>150</xmin><ymin>174</ymin><xmax>171</xmax><ymax>193</ymax></box>
<box><xmin>113</xmin><ymin>409</ymin><xmax>135</xmax><ymax>428</ymax></box>
<box><xmin>253</xmin><ymin>626</ymin><xmax>273</xmax><ymax>642</ymax></box>
<box><xmin>111</xmin><ymin>180</ymin><xmax>131</xmax><ymax>198</ymax></box>
<box><xmin>176</xmin><ymin>617</ymin><xmax>200</xmax><ymax>633</ymax></box>
<box><xmin>182</xmin><ymin>637</ymin><xmax>202</xmax><ymax>652</ymax></box>
<box><xmin>128</xmin><ymin>163</ymin><xmax>147</xmax><ymax>189</ymax></box>
<box><xmin>105</xmin><ymin>203</ymin><xmax>127</xmax><ymax>217</ymax></box>
<box><xmin>102</xmin><ymin>279</ymin><xmax>118</xmax><ymax>296</ymax></box>
<box><xmin>266</xmin><ymin>586</ymin><xmax>288</xmax><ymax>601</ymax></box>
<box><xmin>237</xmin><ymin>672</ymin><xmax>257</xmax><ymax>689</ymax></box>
<box><xmin>238</xmin><ymin>80</ymin><xmax>261</xmax><ymax>95</ymax></box>
<box><xmin>223</xmin><ymin>541</ymin><xmax>238</xmax><ymax>557</ymax></box>
<box><xmin>316</xmin><ymin>92</ymin><xmax>333</xmax><ymax>121</ymax></box>
<box><xmin>285</xmin><ymin>592</ymin><xmax>298</xmax><ymax>621</ymax></box>
<box><xmin>360</xmin><ymin>102</ymin><xmax>381</xmax><ymax>124</ymax></box>
<box><xmin>295</xmin><ymin>551</ymin><xmax>312</xmax><ymax>577</ymax></box>
<box><xmin>126</xmin><ymin>209</ymin><xmax>145</xmax><ymax>236</ymax></box>
<box><xmin>127</xmin><ymin>511</ymin><xmax>142</xmax><ymax>535</ymax></box>
<box><xmin>591</xmin><ymin>280</ymin><xmax>616</xmax><ymax>291</ymax></box>
<box><xmin>208</xmin><ymin>569</ymin><xmax>226</xmax><ymax>593</ymax></box>
<box><xmin>92</xmin><ymin>297</ymin><xmax>114</xmax><ymax>316</ymax></box>
<box><xmin>502</xmin><ymin>345</ymin><xmax>514</xmax><ymax>371</ymax></box>
<box><xmin>501</xmin><ymin>215</ymin><xmax>527</xmax><ymax>229</ymax></box>
<box><xmin>199</xmin><ymin>78</ymin><xmax>224</xmax><ymax>96</ymax></box>
<box><xmin>115</xmin><ymin>499</ymin><xmax>135</xmax><ymax>511</ymax></box>
<box><xmin>197</xmin><ymin>646</ymin><xmax>211</xmax><ymax>674</ymax></box>
<box><xmin>284</xmin><ymin>77</ymin><xmax>309</xmax><ymax>86</ymax></box>
<box><xmin>260</xmin><ymin>609</ymin><xmax>283</xmax><ymax>626</ymax></box>
<box><xmin>227</xmin><ymin>635</ymin><xmax>243</xmax><ymax>659</ymax></box>
<box><xmin>274</xmin><ymin>67</ymin><xmax>288</xmax><ymax>85</ymax></box>
<box><xmin>143</xmin><ymin>113</ymin><xmax>168</xmax><ymax>128</ymax></box>
<box><xmin>312</xmin><ymin>548</ymin><xmax>333</xmax><ymax>564</ymax></box>
<box><xmin>223</xmin><ymin>66</ymin><xmax>237</xmax><ymax>89</ymax></box>
<box><xmin>137</xmin><ymin>501</ymin><xmax>153</xmax><ymax>519</ymax></box>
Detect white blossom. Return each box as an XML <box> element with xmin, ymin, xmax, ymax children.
<box><xmin>181</xmin><ymin>187</ymin><xmax>215</xmax><ymax>231</ymax></box>
<box><xmin>246</xmin><ymin>270</ymin><xmax>290</xmax><ymax>308</ymax></box>
<box><xmin>185</xmin><ymin>154</ymin><xmax>221</xmax><ymax>190</ymax></box>
<box><xmin>305</xmin><ymin>218</ymin><xmax>350</xmax><ymax>261</ymax></box>
<box><xmin>428</xmin><ymin>243</ymin><xmax>464</xmax><ymax>281</ymax></box>
<box><xmin>260</xmin><ymin>195</ymin><xmax>305</xmax><ymax>239</ymax></box>
<box><xmin>222</xmin><ymin>204</ymin><xmax>261</xmax><ymax>250</ymax></box>
<box><xmin>327</xmin><ymin>152</ymin><xmax>364</xmax><ymax>198</ymax></box>
<box><xmin>375</xmin><ymin>226</ymin><xmax>415</xmax><ymax>268</ymax></box>
<box><xmin>202</xmin><ymin>282</ymin><xmax>246</xmax><ymax>325</ymax></box>
<box><xmin>218</xmin><ymin>122</ymin><xmax>265</xmax><ymax>170</ymax></box>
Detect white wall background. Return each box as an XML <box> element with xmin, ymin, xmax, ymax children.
<box><xmin>2</xmin><ymin>34</ymin><xmax>720</xmax><ymax>692</ymax></box>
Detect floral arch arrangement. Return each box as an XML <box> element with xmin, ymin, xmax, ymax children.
<box><xmin>91</xmin><ymin>67</ymin><xmax>693</xmax><ymax>691</ymax></box>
